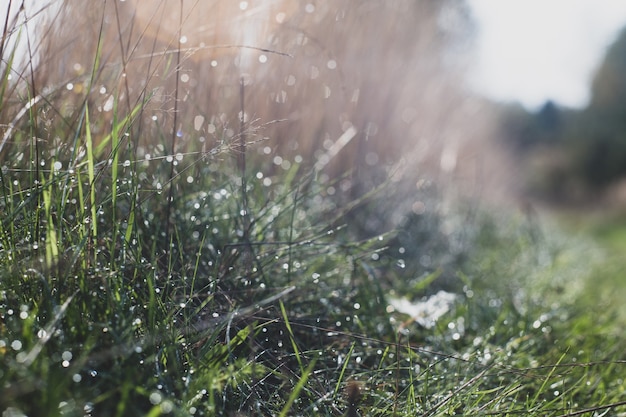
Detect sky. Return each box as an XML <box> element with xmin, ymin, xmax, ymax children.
<box><xmin>466</xmin><ymin>0</ymin><xmax>626</xmax><ymax>109</ymax></box>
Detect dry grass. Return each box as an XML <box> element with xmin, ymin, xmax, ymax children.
<box><xmin>2</xmin><ymin>0</ymin><xmax>518</xmax><ymax>205</ymax></box>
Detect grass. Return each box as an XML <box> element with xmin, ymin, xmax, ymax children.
<box><xmin>1</xmin><ymin>3</ymin><xmax>626</xmax><ymax>416</ymax></box>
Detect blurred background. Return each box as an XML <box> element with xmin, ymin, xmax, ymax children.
<box><xmin>3</xmin><ymin>0</ymin><xmax>626</xmax><ymax>212</ymax></box>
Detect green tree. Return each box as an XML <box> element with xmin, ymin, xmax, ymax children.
<box><xmin>566</xmin><ymin>26</ymin><xmax>626</xmax><ymax>187</ymax></box>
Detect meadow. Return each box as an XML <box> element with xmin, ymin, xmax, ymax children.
<box><xmin>1</xmin><ymin>1</ymin><xmax>626</xmax><ymax>416</ymax></box>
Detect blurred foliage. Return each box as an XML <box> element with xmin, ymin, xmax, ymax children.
<box><xmin>499</xmin><ymin>26</ymin><xmax>626</xmax><ymax>202</ymax></box>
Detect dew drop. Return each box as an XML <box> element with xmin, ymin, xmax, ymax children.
<box><xmin>103</xmin><ymin>95</ymin><xmax>114</xmax><ymax>112</ymax></box>
<box><xmin>310</xmin><ymin>65</ymin><xmax>319</xmax><ymax>79</ymax></box>
<box><xmin>194</xmin><ymin>115</ymin><xmax>204</xmax><ymax>131</ymax></box>
<box><xmin>149</xmin><ymin>392</ymin><xmax>162</xmax><ymax>405</ymax></box>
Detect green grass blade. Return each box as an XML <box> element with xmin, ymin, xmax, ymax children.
<box><xmin>333</xmin><ymin>341</ymin><xmax>355</xmax><ymax>399</ymax></box>
<box><xmin>84</xmin><ymin>104</ymin><xmax>97</xmax><ymax>239</ymax></box>
<box><xmin>278</xmin><ymin>359</ymin><xmax>316</xmax><ymax>417</ymax></box>
<box><xmin>42</xmin><ymin>177</ymin><xmax>58</xmax><ymax>268</ymax></box>
<box><xmin>279</xmin><ymin>299</ymin><xmax>303</xmax><ymax>370</ymax></box>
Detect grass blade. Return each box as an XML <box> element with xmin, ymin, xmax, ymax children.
<box><xmin>278</xmin><ymin>359</ymin><xmax>316</xmax><ymax>417</ymax></box>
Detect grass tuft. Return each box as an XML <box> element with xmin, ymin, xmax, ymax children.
<box><xmin>1</xmin><ymin>2</ymin><xmax>626</xmax><ymax>417</ymax></box>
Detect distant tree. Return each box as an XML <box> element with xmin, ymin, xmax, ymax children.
<box><xmin>498</xmin><ymin>101</ymin><xmax>563</xmax><ymax>151</ymax></box>
<box><xmin>567</xmin><ymin>26</ymin><xmax>626</xmax><ymax>186</ymax></box>
<box><xmin>589</xmin><ymin>27</ymin><xmax>626</xmax><ymax>117</ymax></box>
<box><xmin>536</xmin><ymin>100</ymin><xmax>561</xmax><ymax>133</ymax></box>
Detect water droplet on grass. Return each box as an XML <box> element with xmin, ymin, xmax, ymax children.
<box><xmin>149</xmin><ymin>392</ymin><xmax>162</xmax><ymax>405</ymax></box>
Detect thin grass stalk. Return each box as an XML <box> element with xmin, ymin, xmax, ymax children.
<box><xmin>109</xmin><ymin>96</ymin><xmax>121</xmax><ymax>269</ymax></box>
<box><xmin>164</xmin><ymin>0</ymin><xmax>183</xmax><ymax>251</ymax></box>
<box><xmin>531</xmin><ymin>351</ymin><xmax>568</xmax><ymax>408</ymax></box>
<box><xmin>234</xmin><ymin>76</ymin><xmax>260</xmax><ymax>278</ymax></box>
<box><xmin>110</xmin><ymin>97</ymin><xmax>120</xmax><ymax>213</ymax></box>
<box><xmin>115</xmin><ymin>2</ymin><xmax>163</xmax><ymax>261</ymax></box>
<box><xmin>84</xmin><ymin>105</ymin><xmax>97</xmax><ymax>243</ymax></box>
<box><xmin>42</xmin><ymin>171</ymin><xmax>58</xmax><ymax>268</ymax></box>
<box><xmin>239</xmin><ymin>76</ymin><xmax>249</xmax><ymax>231</ymax></box>
<box><xmin>74</xmin><ymin>160</ymin><xmax>87</xmax><ymax>270</ymax></box>
<box><xmin>279</xmin><ymin>300</ymin><xmax>303</xmax><ymax>371</ymax></box>
<box><xmin>332</xmin><ymin>341</ymin><xmax>355</xmax><ymax>400</ymax></box>
<box><xmin>277</xmin><ymin>359</ymin><xmax>316</xmax><ymax>417</ymax></box>
<box><xmin>22</xmin><ymin>11</ymin><xmax>41</xmax><ymax>244</ymax></box>
<box><xmin>0</xmin><ymin>0</ymin><xmax>13</xmax><ymax>65</ymax></box>
<box><xmin>0</xmin><ymin>0</ymin><xmax>19</xmax><ymax>117</ymax></box>
<box><xmin>286</xmin><ymin>180</ymin><xmax>299</xmax><ymax>284</ymax></box>
<box><xmin>393</xmin><ymin>330</ymin><xmax>400</xmax><ymax>417</ymax></box>
<box><xmin>112</xmin><ymin>0</ymin><xmax>133</xmax><ymax>116</ymax></box>
<box><xmin>94</xmin><ymin>98</ymin><xmax>146</xmax><ymax>156</ymax></box>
